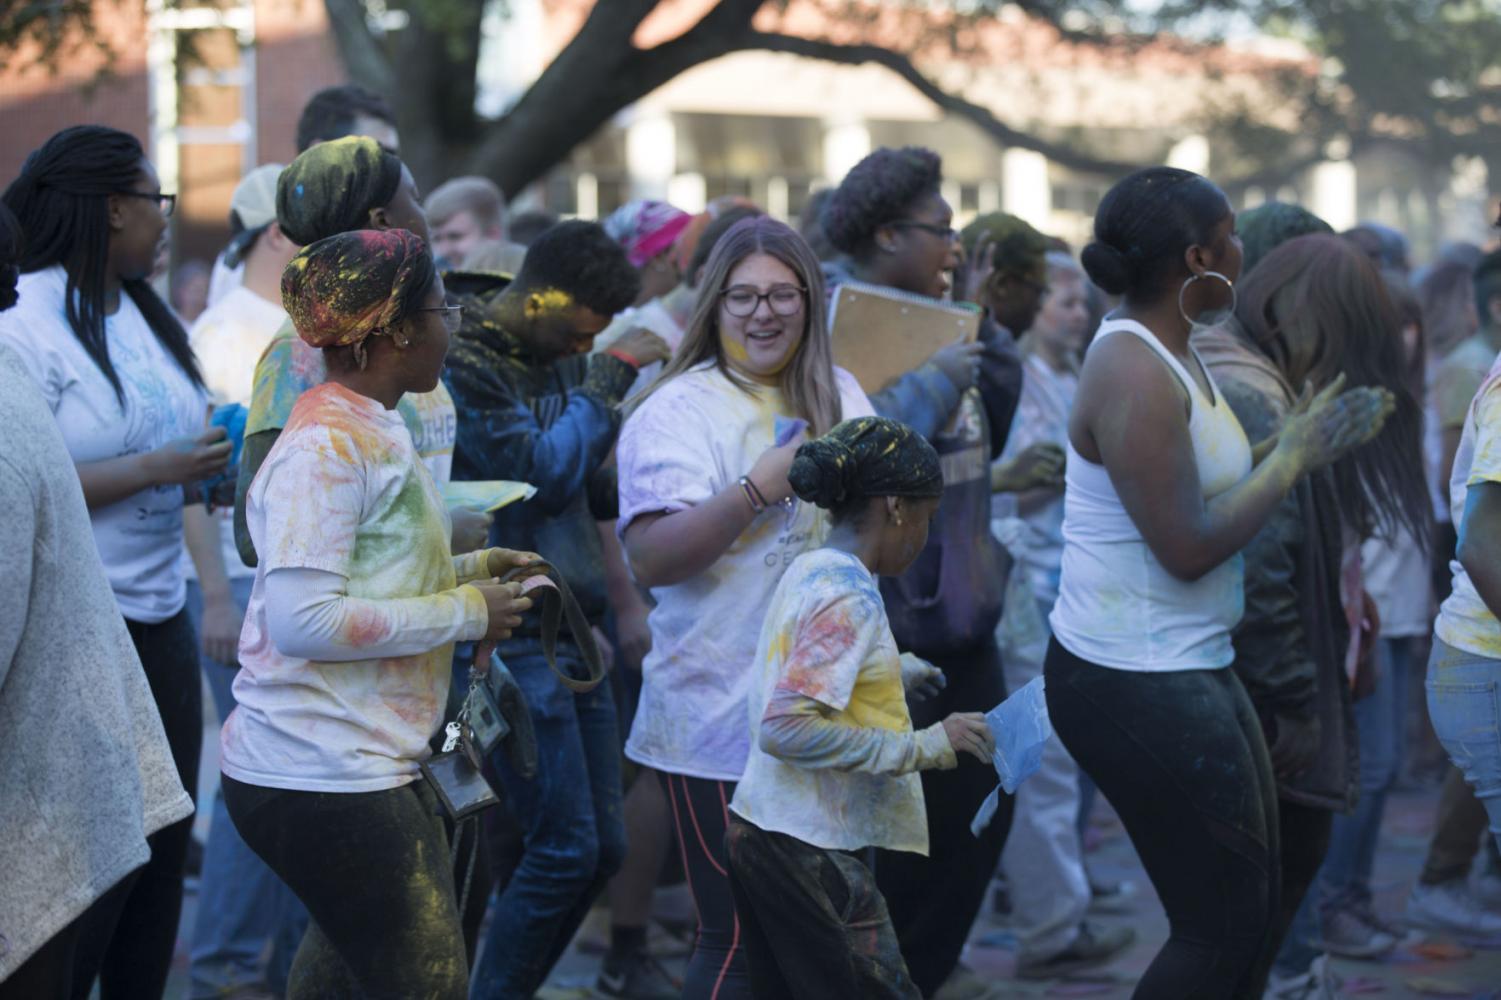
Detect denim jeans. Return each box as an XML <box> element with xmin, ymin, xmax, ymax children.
<box><xmin>1426</xmin><ymin>638</ymin><xmax>1501</xmax><ymax>853</ymax></box>
<box><xmin>1302</xmin><ymin>637</ymin><xmax>1410</xmax><ymax>902</ymax></box>
<box><xmin>470</xmin><ymin>639</ymin><xmax>626</xmax><ymax>999</ymax></box>
<box><xmin>185</xmin><ymin>579</ymin><xmax>308</xmax><ymax>998</ymax></box>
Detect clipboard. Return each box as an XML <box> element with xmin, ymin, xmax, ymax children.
<box><xmin>828</xmin><ymin>280</ymin><xmax>982</xmax><ymax>394</ymax></box>
<box><xmin>442</xmin><ymin>480</ymin><xmax>538</xmax><ymax>513</ymax></box>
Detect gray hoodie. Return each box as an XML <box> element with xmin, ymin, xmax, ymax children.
<box><xmin>0</xmin><ymin>344</ymin><xmax>192</xmax><ymax>978</ymax></box>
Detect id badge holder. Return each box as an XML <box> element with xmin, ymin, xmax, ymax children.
<box><xmin>420</xmin><ymin>750</ymin><xmax>499</xmax><ymax>822</ymax></box>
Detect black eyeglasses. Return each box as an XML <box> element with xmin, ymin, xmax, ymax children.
<box><xmin>419</xmin><ymin>304</ymin><xmax>464</xmax><ymax>333</ymax></box>
<box><xmin>721</xmin><ymin>284</ymin><xmax>807</xmax><ymax>318</ymax></box>
<box><xmin>117</xmin><ymin>190</ymin><xmax>176</xmax><ymax>218</ymax></box>
<box><xmin>888</xmin><ymin>220</ymin><xmax>956</xmax><ymax>242</ymax></box>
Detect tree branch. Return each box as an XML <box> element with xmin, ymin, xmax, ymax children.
<box><xmin>740</xmin><ymin>31</ymin><xmax>1142</xmax><ymax>177</ymax></box>
<box><xmin>322</xmin><ymin>0</ymin><xmax>395</xmax><ymax>95</ymax></box>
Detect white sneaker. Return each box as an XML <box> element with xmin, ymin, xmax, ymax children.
<box><xmin>1405</xmin><ymin>880</ymin><xmax>1501</xmax><ymax>936</ymax></box>
<box><xmin>1263</xmin><ymin>954</ymin><xmax>1338</xmax><ymax>1000</ymax></box>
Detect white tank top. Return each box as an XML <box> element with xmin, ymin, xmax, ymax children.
<box><xmin>1050</xmin><ymin>319</ymin><xmax>1253</xmax><ymax>672</ymax></box>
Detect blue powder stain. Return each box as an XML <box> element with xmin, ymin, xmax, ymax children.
<box><xmin>295</xmin><ymin>183</ymin><xmax>305</xmax><ymax>198</ymax></box>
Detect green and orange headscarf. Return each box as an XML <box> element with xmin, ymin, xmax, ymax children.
<box><xmin>282</xmin><ymin>228</ymin><xmax>433</xmax><ymax>364</ymax></box>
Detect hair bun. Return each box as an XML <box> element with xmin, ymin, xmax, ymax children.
<box><xmin>788</xmin><ymin>437</ymin><xmax>860</xmax><ymax>510</ymax></box>
<box><xmin>1081</xmin><ymin>240</ymin><xmax>1134</xmax><ymax>296</ymax></box>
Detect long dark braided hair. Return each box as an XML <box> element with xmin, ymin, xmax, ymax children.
<box><xmin>2</xmin><ymin>125</ymin><xmax>202</xmax><ymax>403</ymax></box>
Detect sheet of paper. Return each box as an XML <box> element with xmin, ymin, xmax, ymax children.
<box><xmin>442</xmin><ymin>480</ymin><xmax>538</xmax><ymax>513</ymax></box>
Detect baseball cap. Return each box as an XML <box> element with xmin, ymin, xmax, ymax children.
<box><xmin>230</xmin><ymin>163</ymin><xmax>285</xmax><ymax>232</ymax></box>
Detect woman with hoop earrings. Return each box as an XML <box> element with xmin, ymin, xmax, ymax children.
<box><xmin>1044</xmin><ymin>167</ymin><xmax>1396</xmax><ymax>999</ymax></box>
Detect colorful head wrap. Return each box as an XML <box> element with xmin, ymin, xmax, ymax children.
<box><xmin>276</xmin><ymin>136</ymin><xmax>403</xmax><ymax>247</ymax></box>
<box><xmin>602</xmin><ymin>199</ymin><xmax>692</xmax><ymax>269</ymax></box>
<box><xmin>789</xmin><ymin>416</ymin><xmax>943</xmax><ymax>511</ymax></box>
<box><xmin>281</xmin><ymin>229</ymin><xmax>432</xmax><ymax>362</ymax></box>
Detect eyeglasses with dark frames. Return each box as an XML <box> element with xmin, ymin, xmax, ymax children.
<box><xmin>887</xmin><ymin>220</ymin><xmax>957</xmax><ymax>242</ymax></box>
<box><xmin>117</xmin><ymin>190</ymin><xmax>177</xmax><ymax>218</ymax></box>
<box><xmin>720</xmin><ymin>284</ymin><xmax>807</xmax><ymax>318</ymax></box>
<box><xmin>418</xmin><ymin>304</ymin><xmax>464</xmax><ymax>333</ymax></box>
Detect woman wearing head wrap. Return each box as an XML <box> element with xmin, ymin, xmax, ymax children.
<box><xmin>723</xmin><ymin>416</ymin><xmax>991</xmax><ymax>999</ymax></box>
<box><xmin>233</xmin><ymin>136</ymin><xmax>490</xmax><ymax>571</ymax></box>
<box><xmin>603</xmin><ymin>198</ymin><xmax>692</xmax><ymax>306</ymax></box>
<box><xmin>219</xmin><ymin>229</ymin><xmax>537</xmax><ymax>998</ymax></box>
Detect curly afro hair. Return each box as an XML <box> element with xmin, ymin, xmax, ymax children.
<box><xmin>513</xmin><ymin>219</ymin><xmax>641</xmax><ymax>317</ymax></box>
<box><xmin>821</xmin><ymin>146</ymin><xmax>943</xmax><ymax>257</ymax></box>
<box><xmin>960</xmin><ymin>212</ymin><xmax>1049</xmax><ymax>289</ymax></box>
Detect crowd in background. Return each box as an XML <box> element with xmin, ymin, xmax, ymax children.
<box><xmin>2</xmin><ymin>81</ymin><xmax>1501</xmax><ymax>1000</ymax></box>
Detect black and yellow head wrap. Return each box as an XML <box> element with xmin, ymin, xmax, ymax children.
<box><xmin>789</xmin><ymin>416</ymin><xmax>942</xmax><ymax>516</ymax></box>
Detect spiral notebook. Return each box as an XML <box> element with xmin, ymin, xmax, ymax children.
<box><xmin>828</xmin><ymin>280</ymin><xmax>982</xmax><ymax>393</ymax></box>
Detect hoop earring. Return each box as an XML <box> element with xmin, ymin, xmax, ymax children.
<box><xmin>1178</xmin><ymin>270</ymin><xmax>1237</xmax><ymax>330</ymax></box>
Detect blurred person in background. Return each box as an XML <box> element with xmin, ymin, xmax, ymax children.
<box><xmin>209</xmin><ymin>84</ymin><xmax>401</xmax><ymax>309</ymax></box>
<box><xmin>182</xmin><ymin>162</ymin><xmax>309</xmax><ymax>1000</ymax></box>
<box><xmin>0</xmin><ymin>201</ymin><xmax>195</xmax><ymax>999</ymax></box>
<box><xmin>171</xmin><ymin>258</ymin><xmax>211</xmax><ymax>325</ymax></box>
<box><xmin>1</xmin><ymin>124</ymin><xmax>231</xmax><ymax>1000</ymax></box>
<box><xmin>991</xmin><ymin>248</ymin><xmax>1136</xmax><ymax>981</ymax></box>
<box><xmin>509</xmin><ymin>209</ymin><xmax>561</xmax><ymax>247</ymax></box>
<box><xmin>1196</xmin><ymin>234</ymin><xmax>1429</xmax><ymax>996</ymax></box>
<box><xmin>425</xmin><ymin>175</ymin><xmax>510</xmax><ymax>270</ymax></box>
<box><xmin>797</xmin><ymin>187</ymin><xmax>838</xmax><ymax>262</ymax></box>
<box><xmin>821</xmin><ymin>150</ymin><xmax>1026</xmax><ymax>1000</ymax></box>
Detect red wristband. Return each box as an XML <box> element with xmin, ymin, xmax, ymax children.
<box><xmin>604</xmin><ymin>347</ymin><xmax>641</xmax><ymax>369</ymax></box>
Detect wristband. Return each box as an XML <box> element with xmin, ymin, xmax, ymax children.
<box><xmin>742</xmin><ymin>474</ymin><xmax>773</xmax><ymax>510</ymax></box>
<box><xmin>604</xmin><ymin>347</ymin><xmax>641</xmax><ymax>370</ymax></box>
<box><xmin>738</xmin><ymin>476</ymin><xmax>766</xmax><ymax>514</ymax></box>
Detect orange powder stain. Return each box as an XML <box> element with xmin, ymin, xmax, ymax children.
<box><xmin>340</xmin><ymin>600</ymin><xmax>389</xmax><ymax>648</ymax></box>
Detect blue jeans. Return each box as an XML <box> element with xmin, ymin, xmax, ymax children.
<box><xmin>186</xmin><ymin>579</ymin><xmax>308</xmax><ymax>998</ymax></box>
<box><xmin>1427</xmin><ymin>637</ymin><xmax>1501</xmax><ymax>852</ymax></box>
<box><xmin>470</xmin><ymin>639</ymin><xmax>626</xmax><ymax>999</ymax></box>
<box><xmin>1320</xmin><ymin>637</ymin><xmax>1411</xmax><ymax>894</ymax></box>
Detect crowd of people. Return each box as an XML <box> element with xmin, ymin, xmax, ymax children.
<box><xmin>2</xmin><ymin>81</ymin><xmax>1500</xmax><ymax>1000</ymax></box>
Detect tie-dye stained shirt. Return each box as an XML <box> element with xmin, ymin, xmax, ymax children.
<box><xmin>1437</xmin><ymin>353</ymin><xmax>1501</xmax><ymax>659</ymax></box>
<box><xmin>730</xmin><ymin>548</ymin><xmax>950</xmax><ymax>854</ymax></box>
<box><xmin>245</xmin><ymin>321</ymin><xmax>456</xmax><ymax>485</ymax></box>
<box><xmin>222</xmin><ymin>382</ymin><xmax>489</xmax><ymax>792</ymax></box>
<box><xmin>617</xmin><ymin>362</ymin><xmax>873</xmax><ymax>781</ymax></box>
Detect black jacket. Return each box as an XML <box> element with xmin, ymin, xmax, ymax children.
<box><xmin>1197</xmin><ymin>327</ymin><xmax>1358</xmax><ymax>812</ymax></box>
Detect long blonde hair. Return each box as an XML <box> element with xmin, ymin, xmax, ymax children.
<box><xmin>629</xmin><ymin>216</ymin><xmax>844</xmax><ymax>434</ymax></box>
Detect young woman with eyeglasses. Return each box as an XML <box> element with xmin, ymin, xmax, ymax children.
<box><xmin>616</xmin><ymin>216</ymin><xmax>874</xmax><ymax>999</ymax></box>
<box><xmin>0</xmin><ymin>124</ymin><xmax>229</xmax><ymax>998</ymax></box>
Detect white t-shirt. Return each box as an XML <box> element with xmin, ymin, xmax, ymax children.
<box><xmin>730</xmin><ymin>548</ymin><xmax>942</xmax><ymax>854</ymax></box>
<box><xmin>1361</xmin><ymin>526</ymin><xmax>1431</xmax><ymax>639</ymax></box>
<box><xmin>1051</xmin><ymin>320</ymin><xmax>1252</xmax><ymax>671</ymax></box>
<box><xmin>0</xmin><ymin>267</ymin><xmax>209</xmax><ymax>623</ymax></box>
<box><xmin>1436</xmin><ymin>354</ymin><xmax>1501</xmax><ymax>659</ymax></box>
<box><xmin>995</xmin><ymin>354</ymin><xmax>1076</xmax><ymax>605</ymax></box>
<box><xmin>206</xmin><ymin>252</ymin><xmax>244</xmax><ymax>311</ymax></box>
<box><xmin>222</xmin><ymin>382</ymin><xmax>486</xmax><ymax>792</ymax></box>
<box><xmin>593</xmin><ymin>299</ymin><xmax>686</xmax><ymax>397</ymax></box>
<box><xmin>187</xmin><ymin>285</ymin><xmax>288</xmax><ymax>581</ymax></box>
<box><xmin>617</xmin><ymin>363</ymin><xmax>873</xmax><ymax>781</ymax></box>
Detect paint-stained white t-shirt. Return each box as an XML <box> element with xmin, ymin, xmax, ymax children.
<box><xmin>0</xmin><ymin>266</ymin><xmax>209</xmax><ymax>623</ymax></box>
<box><xmin>617</xmin><ymin>363</ymin><xmax>872</xmax><ymax>781</ymax></box>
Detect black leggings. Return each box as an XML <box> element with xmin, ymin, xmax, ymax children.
<box><xmin>223</xmin><ymin>774</ymin><xmax>468</xmax><ymax>999</ymax></box>
<box><xmin>1045</xmin><ymin>640</ymin><xmax>1278</xmax><ymax>999</ymax></box>
<box><xmin>70</xmin><ymin>609</ymin><xmax>201</xmax><ymax>1000</ymax></box>
<box><xmin>661</xmin><ymin>772</ymin><xmax>751</xmax><ymax>1000</ymax></box>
